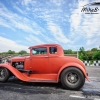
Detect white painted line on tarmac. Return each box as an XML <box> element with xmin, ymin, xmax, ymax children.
<box><xmin>70</xmin><ymin>95</ymin><xmax>85</xmax><ymax>99</ymax></box>
<box><xmin>94</xmin><ymin>98</ymin><xmax>100</xmax><ymax>100</ymax></box>
<box><xmin>89</xmin><ymin>77</ymin><xmax>97</xmax><ymax>78</ymax></box>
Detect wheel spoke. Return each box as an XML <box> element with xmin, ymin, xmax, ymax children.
<box><xmin>68</xmin><ymin>76</ymin><xmax>71</xmax><ymax>82</ymax></box>
<box><xmin>74</xmin><ymin>77</ymin><xmax>78</xmax><ymax>83</ymax></box>
<box><xmin>69</xmin><ymin>73</ymin><xmax>72</xmax><ymax>76</ymax></box>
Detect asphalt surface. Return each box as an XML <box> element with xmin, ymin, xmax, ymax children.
<box><xmin>0</xmin><ymin>66</ymin><xmax>100</xmax><ymax>100</ymax></box>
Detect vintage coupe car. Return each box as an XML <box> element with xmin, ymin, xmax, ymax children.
<box><xmin>0</xmin><ymin>44</ymin><xmax>89</xmax><ymax>90</ymax></box>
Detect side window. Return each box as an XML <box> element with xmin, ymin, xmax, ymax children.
<box><xmin>32</xmin><ymin>47</ymin><xmax>47</xmax><ymax>55</ymax></box>
<box><xmin>49</xmin><ymin>47</ymin><xmax>57</xmax><ymax>54</ymax></box>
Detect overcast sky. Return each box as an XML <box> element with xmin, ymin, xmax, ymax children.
<box><xmin>0</xmin><ymin>0</ymin><xmax>100</xmax><ymax>52</ymax></box>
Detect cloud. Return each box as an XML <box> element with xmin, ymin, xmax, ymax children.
<box><xmin>13</xmin><ymin>5</ymin><xmax>25</xmax><ymax>14</ymax></box>
<box><xmin>0</xmin><ymin>36</ymin><xmax>29</xmax><ymax>52</ymax></box>
<box><xmin>69</xmin><ymin>1</ymin><xmax>88</xmax><ymax>36</ymax></box>
<box><xmin>0</xmin><ymin>18</ymin><xmax>14</xmax><ymax>30</ymax></box>
<box><xmin>47</xmin><ymin>22</ymin><xmax>70</xmax><ymax>43</ymax></box>
<box><xmin>21</xmin><ymin>0</ymin><xmax>34</xmax><ymax>6</ymax></box>
<box><xmin>50</xmin><ymin>0</ymin><xmax>65</xmax><ymax>6</ymax></box>
<box><xmin>82</xmin><ymin>14</ymin><xmax>100</xmax><ymax>39</ymax></box>
<box><xmin>86</xmin><ymin>37</ymin><xmax>100</xmax><ymax>50</ymax></box>
<box><xmin>0</xmin><ymin>0</ymin><xmax>99</xmax><ymax>51</ymax></box>
<box><xmin>0</xmin><ymin>1</ymin><xmax>63</xmax><ymax>47</ymax></box>
<box><xmin>0</xmin><ymin>3</ymin><xmax>43</xmax><ymax>35</ymax></box>
<box><xmin>69</xmin><ymin>0</ymin><xmax>100</xmax><ymax>48</ymax></box>
<box><xmin>25</xmin><ymin>35</ymin><xmax>44</xmax><ymax>45</ymax></box>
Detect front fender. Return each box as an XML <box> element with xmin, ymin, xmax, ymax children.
<box><xmin>57</xmin><ymin>62</ymin><xmax>90</xmax><ymax>82</ymax></box>
<box><xmin>0</xmin><ymin>63</ymin><xmax>29</xmax><ymax>82</ymax></box>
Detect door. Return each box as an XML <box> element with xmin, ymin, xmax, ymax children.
<box><xmin>31</xmin><ymin>47</ymin><xmax>49</xmax><ymax>74</ymax></box>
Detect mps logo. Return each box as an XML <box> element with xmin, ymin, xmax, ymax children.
<box><xmin>81</xmin><ymin>2</ymin><xmax>100</xmax><ymax>14</ymax></box>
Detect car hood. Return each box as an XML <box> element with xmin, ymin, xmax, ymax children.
<box><xmin>11</xmin><ymin>56</ymin><xmax>30</xmax><ymax>62</ymax></box>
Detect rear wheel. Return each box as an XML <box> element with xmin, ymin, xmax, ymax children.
<box><xmin>61</xmin><ymin>67</ymin><xmax>85</xmax><ymax>90</ymax></box>
<box><xmin>0</xmin><ymin>68</ymin><xmax>10</xmax><ymax>82</ymax></box>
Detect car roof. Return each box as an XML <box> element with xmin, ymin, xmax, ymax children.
<box><xmin>29</xmin><ymin>44</ymin><xmax>61</xmax><ymax>49</ymax></box>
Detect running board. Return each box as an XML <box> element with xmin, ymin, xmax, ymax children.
<box><xmin>29</xmin><ymin>80</ymin><xmax>57</xmax><ymax>83</ymax></box>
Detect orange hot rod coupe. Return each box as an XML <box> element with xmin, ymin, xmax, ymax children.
<box><xmin>0</xmin><ymin>44</ymin><xmax>89</xmax><ymax>90</ymax></box>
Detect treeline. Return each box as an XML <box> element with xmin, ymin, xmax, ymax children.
<box><xmin>0</xmin><ymin>47</ymin><xmax>100</xmax><ymax>60</ymax></box>
<box><xmin>78</xmin><ymin>47</ymin><xmax>100</xmax><ymax>61</ymax></box>
<box><xmin>64</xmin><ymin>49</ymin><xmax>76</xmax><ymax>54</ymax></box>
<box><xmin>64</xmin><ymin>47</ymin><xmax>100</xmax><ymax>61</ymax></box>
<box><xmin>0</xmin><ymin>50</ymin><xmax>29</xmax><ymax>55</ymax></box>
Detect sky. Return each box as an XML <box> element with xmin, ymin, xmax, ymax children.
<box><xmin>0</xmin><ymin>0</ymin><xmax>100</xmax><ymax>52</ymax></box>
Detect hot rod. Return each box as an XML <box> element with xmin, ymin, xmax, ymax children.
<box><xmin>0</xmin><ymin>44</ymin><xmax>89</xmax><ymax>90</ymax></box>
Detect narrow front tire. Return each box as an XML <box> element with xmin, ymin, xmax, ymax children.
<box><xmin>0</xmin><ymin>68</ymin><xmax>10</xmax><ymax>82</ymax></box>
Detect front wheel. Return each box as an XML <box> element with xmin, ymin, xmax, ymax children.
<box><xmin>61</xmin><ymin>67</ymin><xmax>85</xmax><ymax>90</ymax></box>
<box><xmin>0</xmin><ymin>68</ymin><xmax>10</xmax><ymax>82</ymax></box>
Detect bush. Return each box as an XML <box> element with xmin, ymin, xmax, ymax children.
<box><xmin>92</xmin><ymin>51</ymin><xmax>100</xmax><ymax>60</ymax></box>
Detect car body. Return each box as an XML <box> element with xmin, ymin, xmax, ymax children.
<box><xmin>0</xmin><ymin>44</ymin><xmax>90</xmax><ymax>90</ymax></box>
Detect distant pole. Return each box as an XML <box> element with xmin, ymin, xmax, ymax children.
<box><xmin>77</xmin><ymin>49</ymin><xmax>78</xmax><ymax>58</ymax></box>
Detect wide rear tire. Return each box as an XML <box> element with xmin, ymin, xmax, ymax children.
<box><xmin>0</xmin><ymin>68</ymin><xmax>10</xmax><ymax>82</ymax></box>
<box><xmin>61</xmin><ymin>67</ymin><xmax>85</xmax><ymax>90</ymax></box>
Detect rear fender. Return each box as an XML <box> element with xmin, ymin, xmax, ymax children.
<box><xmin>57</xmin><ymin>63</ymin><xmax>90</xmax><ymax>82</ymax></box>
<box><xmin>0</xmin><ymin>63</ymin><xmax>29</xmax><ymax>81</ymax></box>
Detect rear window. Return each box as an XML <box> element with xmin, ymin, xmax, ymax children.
<box><xmin>49</xmin><ymin>47</ymin><xmax>57</xmax><ymax>54</ymax></box>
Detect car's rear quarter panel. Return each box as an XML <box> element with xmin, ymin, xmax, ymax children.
<box><xmin>49</xmin><ymin>56</ymin><xmax>86</xmax><ymax>74</ymax></box>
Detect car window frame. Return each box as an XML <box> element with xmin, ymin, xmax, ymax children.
<box><xmin>31</xmin><ymin>47</ymin><xmax>48</xmax><ymax>56</ymax></box>
<box><xmin>49</xmin><ymin>46</ymin><xmax>58</xmax><ymax>55</ymax></box>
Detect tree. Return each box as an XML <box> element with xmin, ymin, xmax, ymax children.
<box><xmin>79</xmin><ymin>47</ymin><xmax>85</xmax><ymax>60</ymax></box>
<box><xmin>92</xmin><ymin>51</ymin><xmax>100</xmax><ymax>60</ymax></box>
<box><xmin>79</xmin><ymin>47</ymin><xmax>85</xmax><ymax>53</ymax></box>
<box><xmin>86</xmin><ymin>51</ymin><xmax>93</xmax><ymax>60</ymax></box>
<box><xmin>18</xmin><ymin>50</ymin><xmax>27</xmax><ymax>55</ymax></box>
<box><xmin>7</xmin><ymin>50</ymin><xmax>15</xmax><ymax>54</ymax></box>
<box><xmin>64</xmin><ymin>49</ymin><xmax>73</xmax><ymax>54</ymax></box>
<box><xmin>79</xmin><ymin>47</ymin><xmax>87</xmax><ymax>60</ymax></box>
<box><xmin>91</xmin><ymin>48</ymin><xmax>98</xmax><ymax>51</ymax></box>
